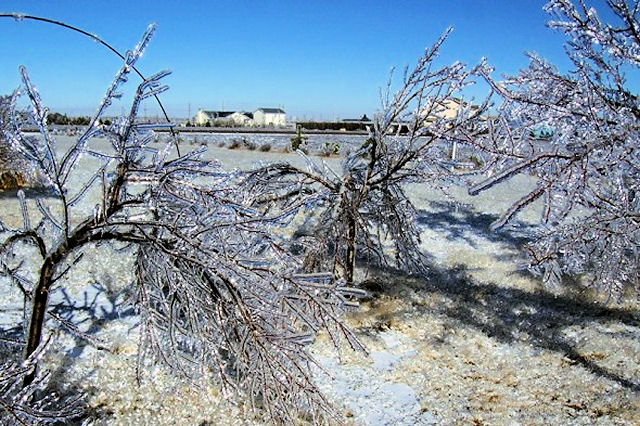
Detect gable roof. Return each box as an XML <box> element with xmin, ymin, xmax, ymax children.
<box><xmin>256</xmin><ymin>108</ymin><xmax>285</xmax><ymax>114</ymax></box>
<box><xmin>233</xmin><ymin>111</ymin><xmax>253</xmax><ymax>119</ymax></box>
<box><xmin>201</xmin><ymin>110</ymin><xmax>235</xmax><ymax>119</ymax></box>
<box><xmin>343</xmin><ymin>114</ymin><xmax>371</xmax><ymax>122</ymax></box>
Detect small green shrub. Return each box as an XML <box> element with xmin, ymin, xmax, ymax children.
<box><xmin>291</xmin><ymin>125</ymin><xmax>308</xmax><ymax>151</ymax></box>
<box><xmin>470</xmin><ymin>155</ymin><xmax>483</xmax><ymax>169</ymax></box>
<box><xmin>320</xmin><ymin>141</ymin><xmax>340</xmax><ymax>157</ymax></box>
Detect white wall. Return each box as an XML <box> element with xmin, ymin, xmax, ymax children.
<box><xmin>194</xmin><ymin>110</ymin><xmax>210</xmax><ymax>125</ymax></box>
<box><xmin>253</xmin><ymin>110</ymin><xmax>286</xmax><ymax>126</ymax></box>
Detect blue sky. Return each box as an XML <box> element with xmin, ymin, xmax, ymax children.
<box><xmin>0</xmin><ymin>1</ymin><xmax>614</xmax><ymax>120</ymax></box>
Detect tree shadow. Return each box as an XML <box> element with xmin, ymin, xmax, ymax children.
<box><xmin>362</xmin><ymin>262</ymin><xmax>640</xmax><ymax>393</ymax></box>
<box><xmin>37</xmin><ymin>283</ymin><xmax>139</xmax><ymax>422</ymax></box>
<box><xmin>47</xmin><ymin>284</ymin><xmax>137</xmax><ymax>358</ymax></box>
<box><xmin>416</xmin><ymin>200</ymin><xmax>536</xmax><ymax>250</ymax></box>
<box><xmin>0</xmin><ymin>282</ymin><xmax>137</xmax><ymax>423</ymax></box>
<box><xmin>0</xmin><ymin>324</ymin><xmax>25</xmax><ymax>361</ymax></box>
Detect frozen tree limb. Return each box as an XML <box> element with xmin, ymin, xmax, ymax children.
<box><xmin>0</xmin><ymin>24</ymin><xmax>363</xmax><ymax>424</ymax></box>
<box><xmin>470</xmin><ymin>0</ymin><xmax>640</xmax><ymax>299</ymax></box>
<box><xmin>0</xmin><ymin>337</ymin><xmax>85</xmax><ymax>425</ymax></box>
<box><xmin>246</xmin><ymin>31</ymin><xmax>487</xmax><ymax>283</ymax></box>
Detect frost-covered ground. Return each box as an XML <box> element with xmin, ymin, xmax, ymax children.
<box><xmin>1</xmin><ymin>136</ymin><xmax>639</xmax><ymax>424</ymax></box>
<box><xmin>172</xmin><ymin>131</ymin><xmax>367</xmax><ymax>154</ymax></box>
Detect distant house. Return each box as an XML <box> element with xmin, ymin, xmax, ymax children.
<box><xmin>194</xmin><ymin>109</ymin><xmax>235</xmax><ymax>126</ymax></box>
<box><xmin>253</xmin><ymin>108</ymin><xmax>286</xmax><ymax>127</ymax></box>
<box><xmin>228</xmin><ymin>111</ymin><xmax>254</xmax><ymax>126</ymax></box>
<box><xmin>428</xmin><ymin>98</ymin><xmax>479</xmax><ymax>121</ymax></box>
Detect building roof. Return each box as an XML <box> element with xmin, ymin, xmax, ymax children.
<box><xmin>256</xmin><ymin>108</ymin><xmax>285</xmax><ymax>114</ymax></box>
<box><xmin>201</xmin><ymin>110</ymin><xmax>235</xmax><ymax>119</ymax></box>
<box><xmin>343</xmin><ymin>114</ymin><xmax>371</xmax><ymax>122</ymax></box>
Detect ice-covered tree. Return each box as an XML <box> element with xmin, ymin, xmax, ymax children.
<box><xmin>246</xmin><ymin>30</ymin><xmax>486</xmax><ymax>284</ymax></box>
<box><xmin>469</xmin><ymin>0</ymin><xmax>640</xmax><ymax>300</ymax></box>
<box><xmin>0</xmin><ymin>24</ymin><xmax>363</xmax><ymax>423</ymax></box>
<box><xmin>0</xmin><ymin>337</ymin><xmax>84</xmax><ymax>425</ymax></box>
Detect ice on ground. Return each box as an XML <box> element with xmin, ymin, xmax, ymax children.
<box><xmin>370</xmin><ymin>330</ymin><xmax>417</xmax><ymax>371</ymax></box>
<box><xmin>312</xmin><ymin>330</ymin><xmax>434</xmax><ymax>425</ymax></box>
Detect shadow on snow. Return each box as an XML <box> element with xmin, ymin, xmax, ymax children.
<box><xmin>360</xmin><ymin>199</ymin><xmax>640</xmax><ymax>392</ymax></box>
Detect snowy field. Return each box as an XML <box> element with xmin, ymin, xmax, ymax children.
<box><xmin>175</xmin><ymin>131</ymin><xmax>367</xmax><ymax>152</ymax></box>
<box><xmin>1</xmin><ymin>135</ymin><xmax>639</xmax><ymax>424</ymax></box>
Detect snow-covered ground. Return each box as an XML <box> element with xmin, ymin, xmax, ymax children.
<box><xmin>1</xmin><ymin>136</ymin><xmax>639</xmax><ymax>424</ymax></box>
<box><xmin>175</xmin><ymin>131</ymin><xmax>367</xmax><ymax>154</ymax></box>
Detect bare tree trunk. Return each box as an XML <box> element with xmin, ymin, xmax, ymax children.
<box><xmin>23</xmin><ymin>255</ymin><xmax>58</xmax><ymax>386</ymax></box>
<box><xmin>344</xmin><ymin>215</ymin><xmax>357</xmax><ymax>284</ymax></box>
<box><xmin>22</xmin><ymin>221</ymin><xmax>95</xmax><ymax>386</ymax></box>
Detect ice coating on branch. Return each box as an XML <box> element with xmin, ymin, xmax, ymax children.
<box><xmin>127</xmin><ymin>23</ymin><xmax>156</xmax><ymax>65</ymax></box>
<box><xmin>244</xmin><ymin>28</ymin><xmax>486</xmax><ymax>281</ymax></box>
<box><xmin>0</xmin><ymin>337</ymin><xmax>85</xmax><ymax>424</ymax></box>
<box><xmin>59</xmin><ymin>24</ymin><xmax>158</xmax><ymax>184</ymax></box>
<box><xmin>471</xmin><ymin>0</ymin><xmax>640</xmax><ymax>297</ymax></box>
<box><xmin>0</xmin><ymin>19</ymin><xmax>366</xmax><ymax>425</ymax></box>
<box><xmin>16</xmin><ymin>189</ymin><xmax>30</xmax><ymax>230</ymax></box>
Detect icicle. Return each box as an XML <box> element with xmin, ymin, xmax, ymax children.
<box><xmin>36</xmin><ymin>199</ymin><xmax>62</xmax><ymax>232</ymax></box>
<box><xmin>17</xmin><ymin>190</ymin><xmax>30</xmax><ymax>230</ymax></box>
<box><xmin>92</xmin><ymin>204</ymin><xmax>102</xmax><ymax>225</ymax></box>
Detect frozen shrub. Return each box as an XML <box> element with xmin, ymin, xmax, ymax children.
<box><xmin>0</xmin><ymin>338</ymin><xmax>84</xmax><ymax>424</ymax></box>
<box><xmin>0</xmin><ymin>24</ymin><xmax>364</xmax><ymax>424</ymax></box>
<box><xmin>244</xmin><ymin>138</ymin><xmax>257</xmax><ymax>150</ymax></box>
<box><xmin>290</xmin><ymin>125</ymin><xmax>308</xmax><ymax>151</ymax></box>
<box><xmin>246</xmin><ymin>30</ymin><xmax>486</xmax><ymax>283</ymax></box>
<box><xmin>259</xmin><ymin>143</ymin><xmax>272</xmax><ymax>152</ymax></box>
<box><xmin>319</xmin><ymin>141</ymin><xmax>340</xmax><ymax>157</ymax></box>
<box><xmin>470</xmin><ymin>0</ymin><xmax>640</xmax><ymax>300</ymax></box>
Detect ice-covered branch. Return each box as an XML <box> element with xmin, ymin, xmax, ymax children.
<box><xmin>472</xmin><ymin>0</ymin><xmax>640</xmax><ymax>297</ymax></box>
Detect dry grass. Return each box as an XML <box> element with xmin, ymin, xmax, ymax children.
<box><xmin>343</xmin><ymin>273</ymin><xmax>640</xmax><ymax>424</ymax></box>
<box><xmin>332</xmin><ymin>205</ymin><xmax>640</xmax><ymax>424</ymax></box>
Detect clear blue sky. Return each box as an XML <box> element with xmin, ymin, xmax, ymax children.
<box><xmin>0</xmin><ymin>0</ymin><xmax>614</xmax><ymax>120</ymax></box>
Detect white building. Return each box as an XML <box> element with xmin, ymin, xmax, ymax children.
<box><xmin>194</xmin><ymin>109</ymin><xmax>235</xmax><ymax>126</ymax></box>
<box><xmin>253</xmin><ymin>108</ymin><xmax>286</xmax><ymax>127</ymax></box>
<box><xmin>422</xmin><ymin>98</ymin><xmax>480</xmax><ymax>121</ymax></box>
<box><xmin>228</xmin><ymin>111</ymin><xmax>253</xmax><ymax>126</ymax></box>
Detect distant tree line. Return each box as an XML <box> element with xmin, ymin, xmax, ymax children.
<box><xmin>297</xmin><ymin>120</ymin><xmax>411</xmax><ymax>133</ymax></box>
<box><xmin>298</xmin><ymin>121</ymin><xmax>370</xmax><ymax>132</ymax></box>
<box><xmin>45</xmin><ymin>112</ymin><xmax>111</xmax><ymax>126</ymax></box>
